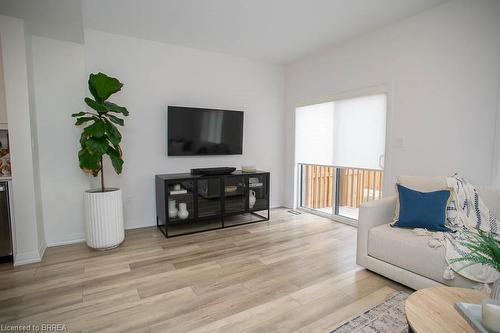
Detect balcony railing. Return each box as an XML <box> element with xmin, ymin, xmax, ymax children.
<box><xmin>302</xmin><ymin>165</ymin><xmax>335</xmax><ymax>209</ymax></box>
<box><xmin>299</xmin><ymin>164</ymin><xmax>383</xmax><ymax>220</ymax></box>
<box><xmin>338</xmin><ymin>167</ymin><xmax>383</xmax><ymax>208</ymax></box>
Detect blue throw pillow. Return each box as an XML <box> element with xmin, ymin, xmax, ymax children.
<box><xmin>392</xmin><ymin>184</ymin><xmax>450</xmax><ymax>232</ymax></box>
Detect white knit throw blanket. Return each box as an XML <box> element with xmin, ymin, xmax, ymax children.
<box><xmin>443</xmin><ymin>176</ymin><xmax>498</xmax><ymax>283</ymax></box>
<box><xmin>412</xmin><ymin>175</ymin><xmax>499</xmax><ymax>284</ymax></box>
<box><xmin>443</xmin><ymin>176</ymin><xmax>499</xmax><ymax>283</ymax></box>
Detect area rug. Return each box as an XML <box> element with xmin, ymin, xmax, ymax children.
<box><xmin>331</xmin><ymin>291</ymin><xmax>410</xmax><ymax>333</ymax></box>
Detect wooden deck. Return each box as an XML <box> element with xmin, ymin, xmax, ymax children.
<box><xmin>0</xmin><ymin>208</ymin><xmax>409</xmax><ymax>332</ymax></box>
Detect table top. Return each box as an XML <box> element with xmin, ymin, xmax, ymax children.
<box><xmin>156</xmin><ymin>170</ymin><xmax>269</xmax><ymax>180</ymax></box>
<box><xmin>405</xmin><ymin>287</ymin><xmax>487</xmax><ymax>333</ymax></box>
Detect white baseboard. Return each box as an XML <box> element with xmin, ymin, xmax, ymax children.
<box><xmin>14</xmin><ymin>240</ymin><xmax>47</xmax><ymax>266</ymax></box>
<box><xmin>38</xmin><ymin>240</ymin><xmax>46</xmax><ymax>260</ymax></box>
<box><xmin>125</xmin><ymin>223</ymin><xmax>155</xmax><ymax>230</ymax></box>
<box><xmin>46</xmin><ymin>238</ymin><xmax>85</xmax><ymax>247</ymax></box>
<box><xmin>14</xmin><ymin>250</ymin><xmax>41</xmax><ymax>266</ymax></box>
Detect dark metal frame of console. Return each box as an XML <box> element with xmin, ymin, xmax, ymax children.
<box><xmin>155</xmin><ymin>171</ymin><xmax>270</xmax><ymax>238</ymax></box>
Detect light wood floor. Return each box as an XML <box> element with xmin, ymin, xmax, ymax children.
<box><xmin>0</xmin><ymin>208</ymin><xmax>410</xmax><ymax>332</ymax></box>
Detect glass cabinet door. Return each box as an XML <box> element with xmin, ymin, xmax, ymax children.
<box><xmin>166</xmin><ymin>179</ymin><xmax>222</xmax><ymax>236</ymax></box>
<box><xmin>166</xmin><ymin>180</ymin><xmax>194</xmax><ymax>224</ymax></box>
<box><xmin>223</xmin><ymin>176</ymin><xmax>246</xmax><ymax>214</ymax></box>
<box><xmin>197</xmin><ymin>178</ymin><xmax>222</xmax><ymax>218</ymax></box>
<box><xmin>247</xmin><ymin>174</ymin><xmax>269</xmax><ymax>211</ymax></box>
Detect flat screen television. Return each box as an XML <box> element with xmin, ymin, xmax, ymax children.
<box><xmin>167</xmin><ymin>106</ymin><xmax>244</xmax><ymax>156</ymax></box>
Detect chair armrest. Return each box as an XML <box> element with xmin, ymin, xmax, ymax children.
<box><xmin>356</xmin><ymin>196</ymin><xmax>397</xmax><ymax>266</ymax></box>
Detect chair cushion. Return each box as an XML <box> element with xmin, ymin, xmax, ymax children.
<box><xmin>393</xmin><ymin>184</ymin><xmax>451</xmax><ymax>232</ymax></box>
<box><xmin>367</xmin><ymin>223</ymin><xmax>472</xmax><ymax>287</ymax></box>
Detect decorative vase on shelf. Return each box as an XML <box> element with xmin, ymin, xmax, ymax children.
<box><xmin>168</xmin><ymin>200</ymin><xmax>178</xmax><ymax>218</ymax></box>
<box><xmin>249</xmin><ymin>190</ymin><xmax>256</xmax><ymax>209</ymax></box>
<box><xmin>178</xmin><ymin>202</ymin><xmax>189</xmax><ymax>219</ymax></box>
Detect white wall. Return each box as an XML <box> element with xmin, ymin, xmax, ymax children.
<box><xmin>30</xmin><ymin>29</ymin><xmax>285</xmax><ymax>242</ymax></box>
<box><xmin>24</xmin><ymin>32</ymin><xmax>46</xmax><ymax>258</ymax></box>
<box><xmin>495</xmin><ymin>87</ymin><xmax>500</xmax><ymax>186</ymax></box>
<box><xmin>30</xmin><ymin>36</ymin><xmax>89</xmax><ymax>246</ymax></box>
<box><xmin>84</xmin><ymin>30</ymin><xmax>285</xmax><ymax>230</ymax></box>
<box><xmin>0</xmin><ymin>38</ymin><xmax>7</xmax><ymax>124</ymax></box>
<box><xmin>0</xmin><ymin>15</ymin><xmax>44</xmax><ymax>264</ymax></box>
<box><xmin>285</xmin><ymin>0</ymin><xmax>500</xmax><ymax>207</ymax></box>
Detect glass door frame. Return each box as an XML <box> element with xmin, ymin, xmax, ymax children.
<box><xmin>293</xmin><ymin>85</ymin><xmax>391</xmax><ymax>228</ymax></box>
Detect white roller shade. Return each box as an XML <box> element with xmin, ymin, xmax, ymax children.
<box><xmin>295</xmin><ymin>94</ymin><xmax>386</xmax><ymax>170</ymax></box>
<box><xmin>295</xmin><ymin>102</ymin><xmax>334</xmax><ymax>165</ymax></box>
<box><xmin>333</xmin><ymin>94</ymin><xmax>386</xmax><ymax>170</ymax></box>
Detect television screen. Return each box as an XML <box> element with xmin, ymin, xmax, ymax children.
<box><xmin>167</xmin><ymin>106</ymin><xmax>244</xmax><ymax>156</ymax></box>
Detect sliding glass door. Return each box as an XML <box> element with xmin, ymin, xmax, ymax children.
<box><xmin>295</xmin><ymin>93</ymin><xmax>387</xmax><ymax>223</ymax></box>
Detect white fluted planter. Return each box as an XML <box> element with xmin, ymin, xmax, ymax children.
<box><xmin>84</xmin><ymin>188</ymin><xmax>124</xmax><ymax>250</ymax></box>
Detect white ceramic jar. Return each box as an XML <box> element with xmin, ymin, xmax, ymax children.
<box><xmin>168</xmin><ymin>200</ymin><xmax>178</xmax><ymax>218</ymax></box>
<box><xmin>178</xmin><ymin>202</ymin><xmax>189</xmax><ymax>219</ymax></box>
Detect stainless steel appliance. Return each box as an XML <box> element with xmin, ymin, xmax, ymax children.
<box><xmin>0</xmin><ymin>181</ymin><xmax>12</xmax><ymax>262</ymax></box>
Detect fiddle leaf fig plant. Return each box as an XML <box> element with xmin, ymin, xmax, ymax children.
<box><xmin>72</xmin><ymin>72</ymin><xmax>129</xmax><ymax>192</ymax></box>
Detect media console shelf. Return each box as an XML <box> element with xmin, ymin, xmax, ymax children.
<box><xmin>155</xmin><ymin>171</ymin><xmax>270</xmax><ymax>237</ymax></box>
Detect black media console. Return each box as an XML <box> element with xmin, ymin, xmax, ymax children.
<box><xmin>155</xmin><ymin>171</ymin><xmax>270</xmax><ymax>237</ymax></box>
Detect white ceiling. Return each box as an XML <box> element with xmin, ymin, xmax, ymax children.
<box><xmin>0</xmin><ymin>0</ymin><xmax>84</xmax><ymax>43</ymax></box>
<box><xmin>83</xmin><ymin>0</ymin><xmax>447</xmax><ymax>64</ymax></box>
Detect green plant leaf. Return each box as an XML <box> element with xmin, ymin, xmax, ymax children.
<box><xmin>77</xmin><ymin>72</ymin><xmax>128</xmax><ymax>180</ymax></box>
<box><xmin>106</xmin><ymin>113</ymin><xmax>124</xmax><ymax>126</ymax></box>
<box><xmin>72</xmin><ymin>111</ymin><xmax>86</xmax><ymax>117</ymax></box>
<box><xmin>75</xmin><ymin>116</ymin><xmax>97</xmax><ymax>126</ymax></box>
<box><xmin>88</xmin><ymin>72</ymin><xmax>123</xmax><ymax>102</ymax></box>
<box><xmin>78</xmin><ymin>147</ymin><xmax>101</xmax><ymax>175</ymax></box>
<box><xmin>84</xmin><ymin>137</ymin><xmax>109</xmax><ymax>156</ymax></box>
<box><xmin>84</xmin><ymin>97</ymin><xmax>107</xmax><ymax>113</ymax></box>
<box><xmin>103</xmin><ymin>119</ymin><xmax>122</xmax><ymax>145</ymax></box>
<box><xmin>80</xmin><ymin>132</ymin><xmax>88</xmax><ymax>148</ymax></box>
<box><xmin>83</xmin><ymin>119</ymin><xmax>106</xmax><ymax>138</ymax></box>
<box><xmin>453</xmin><ymin>230</ymin><xmax>500</xmax><ymax>271</ymax></box>
<box><xmin>104</xmin><ymin>102</ymin><xmax>129</xmax><ymax>116</ymax></box>
<box><xmin>107</xmin><ymin>146</ymin><xmax>123</xmax><ymax>174</ymax></box>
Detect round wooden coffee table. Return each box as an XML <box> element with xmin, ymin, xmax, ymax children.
<box><xmin>405</xmin><ymin>287</ymin><xmax>487</xmax><ymax>333</ymax></box>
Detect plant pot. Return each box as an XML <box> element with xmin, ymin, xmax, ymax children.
<box><xmin>84</xmin><ymin>188</ymin><xmax>124</xmax><ymax>250</ymax></box>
